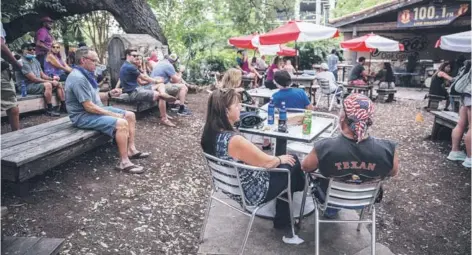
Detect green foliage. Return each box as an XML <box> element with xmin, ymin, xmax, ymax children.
<box><xmin>333</xmin><ymin>0</ymin><xmax>391</xmax><ymax>18</ymax></box>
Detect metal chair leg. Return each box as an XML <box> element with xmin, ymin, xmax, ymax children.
<box><xmin>316</xmin><ymin>94</ymin><xmax>322</xmax><ymax>107</ymax></box>
<box><xmin>298</xmin><ymin>174</ymin><xmax>309</xmax><ymax>225</ymax></box>
<box><xmin>328</xmin><ymin>94</ymin><xmax>336</xmax><ymax>111</ymax></box>
<box><xmin>371</xmin><ymin>206</ymin><xmax>376</xmax><ymax>255</ymax></box>
<box><xmin>240</xmin><ymin>206</ymin><xmax>260</xmax><ymax>255</ymax></box>
<box><xmin>357</xmin><ymin>207</ymin><xmax>366</xmax><ymax>232</ymax></box>
<box><xmin>287</xmin><ymin>189</ymin><xmax>297</xmax><ymax>238</ymax></box>
<box><xmin>199</xmin><ymin>192</ymin><xmax>214</xmax><ymax>242</ymax></box>
<box><xmin>314</xmin><ymin>204</ymin><xmax>320</xmax><ymax>255</ymax></box>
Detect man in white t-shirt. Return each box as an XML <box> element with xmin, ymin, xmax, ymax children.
<box><xmin>315</xmin><ymin>63</ymin><xmax>338</xmax><ymax>93</ymax></box>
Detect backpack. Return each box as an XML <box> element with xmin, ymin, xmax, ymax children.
<box><xmin>452</xmin><ymin>62</ymin><xmax>471</xmax><ymax>94</ymax></box>
<box><xmin>235</xmin><ymin>111</ymin><xmax>265</xmax><ymax>129</ymax></box>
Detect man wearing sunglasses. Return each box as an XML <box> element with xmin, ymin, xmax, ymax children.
<box><xmin>15</xmin><ymin>42</ymin><xmax>65</xmax><ymax>116</ymax></box>
<box><xmin>120</xmin><ymin>48</ymin><xmax>177</xmax><ymax>127</ymax></box>
<box><xmin>65</xmin><ymin>47</ymin><xmax>149</xmax><ymax>174</ymax></box>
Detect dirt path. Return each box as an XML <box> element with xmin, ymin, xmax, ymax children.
<box><xmin>1</xmin><ymin>94</ymin><xmax>470</xmax><ymax>254</ymax></box>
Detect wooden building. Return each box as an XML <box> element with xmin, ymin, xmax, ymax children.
<box><xmin>330</xmin><ymin>0</ymin><xmax>470</xmax><ymax>65</ymax></box>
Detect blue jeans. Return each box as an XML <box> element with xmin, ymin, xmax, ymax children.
<box><xmin>70</xmin><ymin>106</ymin><xmax>126</xmax><ymax>137</ymax></box>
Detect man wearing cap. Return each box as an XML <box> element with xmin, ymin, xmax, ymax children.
<box><xmin>151</xmin><ymin>53</ymin><xmax>191</xmax><ymax>117</ymax></box>
<box><xmin>271</xmin><ymin>70</ymin><xmax>314</xmax><ymax>110</ymax></box>
<box><xmin>301</xmin><ymin>93</ymin><xmax>399</xmax><ymax>217</ymax></box>
<box><xmin>16</xmin><ymin>42</ymin><xmax>65</xmax><ymax>116</ymax></box>
<box><xmin>315</xmin><ymin>63</ymin><xmax>343</xmax><ymax>104</ymax></box>
<box><xmin>35</xmin><ymin>16</ymin><xmax>55</xmax><ymax>69</ymax></box>
<box><xmin>1</xmin><ymin>22</ymin><xmax>21</xmax><ymax>131</ymax></box>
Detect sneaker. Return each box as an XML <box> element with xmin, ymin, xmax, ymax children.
<box><xmin>447</xmin><ymin>151</ymin><xmax>467</xmax><ymax>161</ymax></box>
<box><xmin>177</xmin><ymin>108</ymin><xmax>192</xmax><ymax>116</ymax></box>
<box><xmin>45</xmin><ymin>109</ymin><xmax>60</xmax><ymax>117</ymax></box>
<box><xmin>462</xmin><ymin>157</ymin><xmax>471</xmax><ymax>168</ymax></box>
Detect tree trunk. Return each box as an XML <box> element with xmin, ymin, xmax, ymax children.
<box><xmin>3</xmin><ymin>0</ymin><xmax>168</xmax><ymax>46</ymax></box>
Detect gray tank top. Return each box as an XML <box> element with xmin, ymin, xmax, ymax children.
<box><xmin>314</xmin><ymin>135</ymin><xmax>396</xmax><ymax>188</ymax></box>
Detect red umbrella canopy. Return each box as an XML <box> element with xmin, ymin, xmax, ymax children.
<box><xmin>277</xmin><ymin>45</ymin><xmax>296</xmax><ymax>56</ymax></box>
<box><xmin>259</xmin><ymin>20</ymin><xmax>339</xmax><ymax>45</ymax></box>
<box><xmin>228</xmin><ymin>34</ymin><xmax>258</xmax><ymax>49</ymax></box>
<box><xmin>340</xmin><ymin>33</ymin><xmax>404</xmax><ymax>52</ymax></box>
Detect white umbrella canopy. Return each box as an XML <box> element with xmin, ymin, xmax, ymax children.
<box><xmin>435</xmin><ymin>31</ymin><xmax>471</xmax><ymax>53</ymax></box>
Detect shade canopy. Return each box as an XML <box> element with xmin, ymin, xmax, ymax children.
<box><xmin>228</xmin><ymin>34</ymin><xmax>258</xmax><ymax>49</ymax></box>
<box><xmin>340</xmin><ymin>33</ymin><xmax>404</xmax><ymax>52</ymax></box>
<box><xmin>435</xmin><ymin>31</ymin><xmax>471</xmax><ymax>53</ymax></box>
<box><xmin>258</xmin><ymin>20</ymin><xmax>339</xmax><ymax>45</ymax></box>
<box><xmin>228</xmin><ymin>34</ymin><xmax>296</xmax><ymax>56</ymax></box>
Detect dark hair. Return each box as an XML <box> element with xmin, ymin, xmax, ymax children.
<box><xmin>274</xmin><ymin>70</ymin><xmax>292</xmax><ymax>87</ymax></box>
<box><xmin>201</xmin><ymin>89</ymin><xmax>241</xmax><ymax>155</ymax></box>
<box><xmin>273</xmin><ymin>56</ymin><xmax>281</xmax><ymax>65</ymax></box>
<box><xmin>251</xmin><ymin>56</ymin><xmax>257</xmax><ymax>64</ymax></box>
<box><xmin>358</xmin><ymin>57</ymin><xmax>366</xmax><ymax>63</ymax></box>
<box><xmin>384</xmin><ymin>62</ymin><xmax>394</xmax><ymax>83</ymax></box>
<box><xmin>434</xmin><ymin>61</ymin><xmax>451</xmax><ymax>77</ymax></box>
<box><xmin>124</xmin><ymin>48</ymin><xmax>137</xmax><ymax>57</ymax></box>
<box><xmin>78</xmin><ymin>42</ymin><xmax>87</xmax><ymax>48</ymax></box>
<box><xmin>331</xmin><ymin>49</ymin><xmax>336</xmax><ymax>54</ymax></box>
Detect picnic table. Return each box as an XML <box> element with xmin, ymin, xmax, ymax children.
<box><xmin>343</xmin><ymin>84</ymin><xmax>374</xmax><ymax>99</ymax></box>
<box><xmin>431</xmin><ymin>110</ymin><xmax>459</xmax><ymax>140</ymax></box>
<box><xmin>247</xmin><ymin>88</ymin><xmax>279</xmax><ymax>99</ymax></box>
<box><xmin>239</xmin><ymin>111</ymin><xmax>333</xmax><ymax>218</ymax></box>
<box><xmin>337</xmin><ymin>64</ymin><xmax>353</xmax><ymax>82</ymax></box>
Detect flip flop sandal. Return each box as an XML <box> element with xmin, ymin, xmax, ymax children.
<box><xmin>115</xmin><ymin>164</ymin><xmax>145</xmax><ymax>174</ymax></box>
<box><xmin>129</xmin><ymin>151</ymin><xmax>150</xmax><ymax>159</ymax></box>
<box><xmin>161</xmin><ymin>119</ymin><xmax>176</xmax><ymax>127</ymax></box>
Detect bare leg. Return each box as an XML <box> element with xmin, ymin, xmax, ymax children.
<box><xmin>43</xmin><ymin>82</ymin><xmax>53</xmax><ymax>104</ymax></box>
<box><xmin>466</xmin><ymin>107</ymin><xmax>471</xmax><ymax>158</ymax></box>
<box><xmin>115</xmin><ymin>118</ymin><xmax>133</xmax><ymax>167</ymax></box>
<box><xmin>56</xmin><ymin>84</ymin><xmax>65</xmax><ymax>101</ymax></box>
<box><xmin>124</xmin><ymin>111</ymin><xmax>138</xmax><ymax>155</ymax></box>
<box><xmin>178</xmin><ymin>84</ymin><xmax>188</xmax><ymax>104</ymax></box>
<box><xmin>6</xmin><ymin>106</ymin><xmax>20</xmax><ymax>131</ymax></box>
<box><xmin>451</xmin><ymin>106</ymin><xmax>468</xmax><ymax>151</ymax></box>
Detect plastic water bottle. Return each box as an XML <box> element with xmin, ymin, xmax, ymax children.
<box><xmin>278</xmin><ymin>101</ymin><xmax>287</xmax><ymax>132</ymax></box>
<box><xmin>21</xmin><ymin>80</ymin><xmax>27</xmax><ymax>97</ymax></box>
<box><xmin>268</xmin><ymin>97</ymin><xmax>275</xmax><ymax>125</ymax></box>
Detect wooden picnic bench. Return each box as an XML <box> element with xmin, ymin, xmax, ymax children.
<box><xmin>342</xmin><ymin>83</ymin><xmax>374</xmax><ymax>99</ymax></box>
<box><xmin>1</xmin><ymin>117</ymin><xmax>110</xmax><ymax>187</ymax></box>
<box><xmin>108</xmin><ymin>94</ymin><xmax>157</xmax><ymax>113</ymax></box>
<box><xmin>1</xmin><ymin>236</ymin><xmax>64</xmax><ymax>255</ymax></box>
<box><xmin>376</xmin><ymin>89</ymin><xmax>397</xmax><ymax>103</ymax></box>
<box><xmin>426</xmin><ymin>94</ymin><xmax>446</xmax><ymax>111</ymax></box>
<box><xmin>1</xmin><ymin>94</ymin><xmax>59</xmax><ymax>117</ymax></box>
<box><xmin>430</xmin><ymin>111</ymin><xmax>459</xmax><ymax>140</ymax></box>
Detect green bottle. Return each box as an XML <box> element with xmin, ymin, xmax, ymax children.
<box><xmin>302</xmin><ymin>110</ymin><xmax>312</xmax><ymax>135</ymax></box>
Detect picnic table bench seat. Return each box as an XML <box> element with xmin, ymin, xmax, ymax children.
<box><xmin>427</xmin><ymin>94</ymin><xmax>446</xmax><ymax>110</ymax></box>
<box><xmin>430</xmin><ymin>111</ymin><xmax>459</xmax><ymax>140</ymax></box>
<box><xmin>376</xmin><ymin>89</ymin><xmax>397</xmax><ymax>103</ymax></box>
<box><xmin>1</xmin><ymin>94</ymin><xmax>59</xmax><ymax>117</ymax></box>
<box><xmin>1</xmin><ymin>117</ymin><xmax>110</xmax><ymax>184</ymax></box>
<box><xmin>108</xmin><ymin>93</ymin><xmax>157</xmax><ymax>112</ymax></box>
<box><xmin>1</xmin><ymin>236</ymin><xmax>64</xmax><ymax>255</ymax></box>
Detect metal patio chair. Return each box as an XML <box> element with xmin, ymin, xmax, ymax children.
<box><xmin>200</xmin><ymin>153</ymin><xmax>299</xmax><ymax>254</ymax></box>
<box><xmin>299</xmin><ymin>172</ymin><xmax>384</xmax><ymax>255</ymax></box>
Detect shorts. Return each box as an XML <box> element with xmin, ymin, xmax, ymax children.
<box><xmin>1</xmin><ymin>70</ymin><xmax>17</xmax><ymax>111</ymax></box>
<box><xmin>349</xmin><ymin>79</ymin><xmax>367</xmax><ymax>86</ymax></box>
<box><xmin>378</xmin><ymin>81</ymin><xmax>395</xmax><ymax>89</ymax></box>
<box><xmin>71</xmin><ymin>106</ymin><xmax>126</xmax><ymax>137</ymax></box>
<box><xmin>462</xmin><ymin>94</ymin><xmax>471</xmax><ymax>107</ymax></box>
<box><xmin>26</xmin><ymin>83</ymin><xmax>46</xmax><ymax>94</ymax></box>
<box><xmin>128</xmin><ymin>85</ymin><xmax>155</xmax><ymax>103</ymax></box>
<box><xmin>165</xmin><ymin>83</ymin><xmax>181</xmax><ymax>97</ymax></box>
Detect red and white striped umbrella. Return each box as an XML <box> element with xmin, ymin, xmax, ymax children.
<box><xmin>340</xmin><ymin>33</ymin><xmax>404</xmax><ymax>52</ymax></box>
<box><xmin>258</xmin><ymin>20</ymin><xmax>339</xmax><ymax>45</ymax></box>
<box><xmin>228</xmin><ymin>34</ymin><xmax>295</xmax><ymax>56</ymax></box>
<box><xmin>435</xmin><ymin>31</ymin><xmax>471</xmax><ymax>53</ymax></box>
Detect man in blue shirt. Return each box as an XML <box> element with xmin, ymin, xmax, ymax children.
<box><xmin>65</xmin><ymin>47</ymin><xmax>149</xmax><ymax>174</ymax></box>
<box><xmin>327</xmin><ymin>49</ymin><xmax>339</xmax><ymax>81</ymax></box>
<box><xmin>151</xmin><ymin>53</ymin><xmax>191</xmax><ymax>116</ymax></box>
<box><xmin>120</xmin><ymin>48</ymin><xmax>177</xmax><ymax>127</ymax></box>
<box><xmin>272</xmin><ymin>70</ymin><xmax>314</xmax><ymax>110</ymax></box>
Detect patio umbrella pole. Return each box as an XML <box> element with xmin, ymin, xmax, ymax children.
<box><xmin>295</xmin><ymin>41</ymin><xmax>299</xmax><ymax>71</ymax></box>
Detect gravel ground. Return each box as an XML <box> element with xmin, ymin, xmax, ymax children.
<box><xmin>1</xmin><ymin>93</ymin><xmax>470</xmax><ymax>255</ymax></box>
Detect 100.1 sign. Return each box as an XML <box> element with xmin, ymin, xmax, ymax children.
<box><xmin>397</xmin><ymin>3</ymin><xmax>469</xmax><ymax>27</ymax></box>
